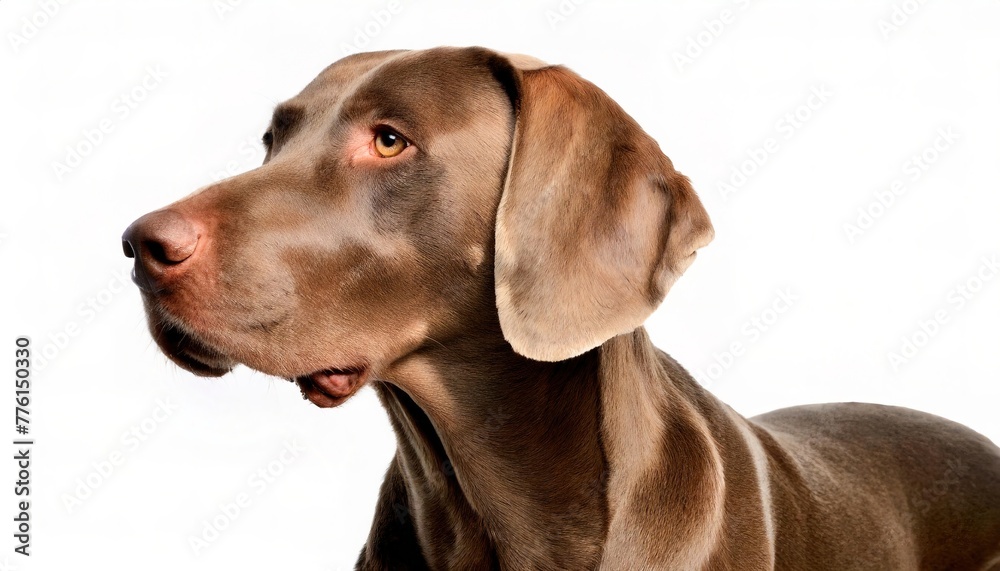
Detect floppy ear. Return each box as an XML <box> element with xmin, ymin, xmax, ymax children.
<box><xmin>491</xmin><ymin>56</ymin><xmax>714</xmax><ymax>362</ymax></box>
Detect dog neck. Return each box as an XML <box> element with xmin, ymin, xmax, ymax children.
<box><xmin>375</xmin><ymin>323</ymin><xmax>726</xmax><ymax>568</ymax></box>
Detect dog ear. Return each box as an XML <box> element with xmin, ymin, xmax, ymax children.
<box><xmin>490</xmin><ymin>55</ymin><xmax>714</xmax><ymax>362</ymax></box>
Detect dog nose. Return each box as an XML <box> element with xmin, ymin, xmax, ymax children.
<box><xmin>122</xmin><ymin>210</ymin><xmax>199</xmax><ymax>291</ymax></box>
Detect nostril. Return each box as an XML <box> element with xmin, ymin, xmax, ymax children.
<box><xmin>122</xmin><ymin>240</ymin><xmax>135</xmax><ymax>259</ymax></box>
<box><xmin>144</xmin><ymin>239</ymin><xmax>180</xmax><ymax>265</ymax></box>
<box><xmin>149</xmin><ymin>235</ymin><xmax>197</xmax><ymax>264</ymax></box>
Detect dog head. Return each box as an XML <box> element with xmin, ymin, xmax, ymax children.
<box><xmin>122</xmin><ymin>47</ymin><xmax>712</xmax><ymax>406</ymax></box>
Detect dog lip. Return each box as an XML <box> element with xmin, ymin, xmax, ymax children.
<box><xmin>150</xmin><ymin>315</ymin><xmax>235</xmax><ymax>377</ymax></box>
<box><xmin>172</xmin><ymin>350</ymin><xmax>233</xmax><ymax>377</ymax></box>
<box><xmin>292</xmin><ymin>366</ymin><xmax>368</xmax><ymax>408</ymax></box>
<box><xmin>163</xmin><ymin>337</ymin><xmax>235</xmax><ymax>377</ymax></box>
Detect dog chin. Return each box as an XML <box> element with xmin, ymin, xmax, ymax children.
<box><xmin>147</xmin><ymin>312</ymin><xmax>236</xmax><ymax>377</ymax></box>
<box><xmin>145</xmin><ymin>303</ymin><xmax>374</xmax><ymax>406</ymax></box>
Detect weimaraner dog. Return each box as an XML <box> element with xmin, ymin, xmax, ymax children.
<box><xmin>122</xmin><ymin>47</ymin><xmax>1000</xmax><ymax>569</ymax></box>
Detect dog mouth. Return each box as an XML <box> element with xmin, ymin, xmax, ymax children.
<box><xmin>292</xmin><ymin>366</ymin><xmax>369</xmax><ymax>408</ymax></box>
<box><xmin>148</xmin><ymin>312</ymin><xmax>236</xmax><ymax>377</ymax></box>
<box><xmin>145</xmin><ymin>303</ymin><xmax>369</xmax><ymax>406</ymax></box>
<box><xmin>154</xmin><ymin>317</ymin><xmax>370</xmax><ymax>407</ymax></box>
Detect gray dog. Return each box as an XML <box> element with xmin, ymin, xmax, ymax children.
<box><xmin>123</xmin><ymin>47</ymin><xmax>1000</xmax><ymax>569</ymax></box>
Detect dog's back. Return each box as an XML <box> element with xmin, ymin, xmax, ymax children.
<box><xmin>754</xmin><ymin>403</ymin><xmax>1000</xmax><ymax>570</ymax></box>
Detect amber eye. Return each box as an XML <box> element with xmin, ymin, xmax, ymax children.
<box><xmin>373</xmin><ymin>128</ymin><xmax>408</xmax><ymax>158</ymax></box>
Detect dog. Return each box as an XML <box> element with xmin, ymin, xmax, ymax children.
<box><xmin>122</xmin><ymin>47</ymin><xmax>1000</xmax><ymax>570</ymax></box>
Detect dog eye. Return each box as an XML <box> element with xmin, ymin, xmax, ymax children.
<box><xmin>262</xmin><ymin>130</ymin><xmax>274</xmax><ymax>147</ymax></box>
<box><xmin>373</xmin><ymin>128</ymin><xmax>408</xmax><ymax>158</ymax></box>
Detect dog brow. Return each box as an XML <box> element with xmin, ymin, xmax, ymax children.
<box><xmin>270</xmin><ymin>104</ymin><xmax>304</xmax><ymax>136</ymax></box>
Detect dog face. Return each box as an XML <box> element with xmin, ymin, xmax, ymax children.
<box><xmin>122</xmin><ymin>47</ymin><xmax>712</xmax><ymax>407</ymax></box>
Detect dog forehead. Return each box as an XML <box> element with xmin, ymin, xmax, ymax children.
<box><xmin>288</xmin><ymin>50</ymin><xmax>408</xmax><ymax>107</ymax></box>
<box><xmin>283</xmin><ymin>48</ymin><xmax>509</xmax><ymax>129</ymax></box>
<box><xmin>345</xmin><ymin>48</ymin><xmax>519</xmax><ymax>128</ymax></box>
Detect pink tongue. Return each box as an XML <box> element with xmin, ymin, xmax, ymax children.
<box><xmin>310</xmin><ymin>370</ymin><xmax>355</xmax><ymax>397</ymax></box>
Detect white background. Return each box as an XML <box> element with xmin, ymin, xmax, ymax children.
<box><xmin>2</xmin><ymin>1</ymin><xmax>998</xmax><ymax>569</ymax></box>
